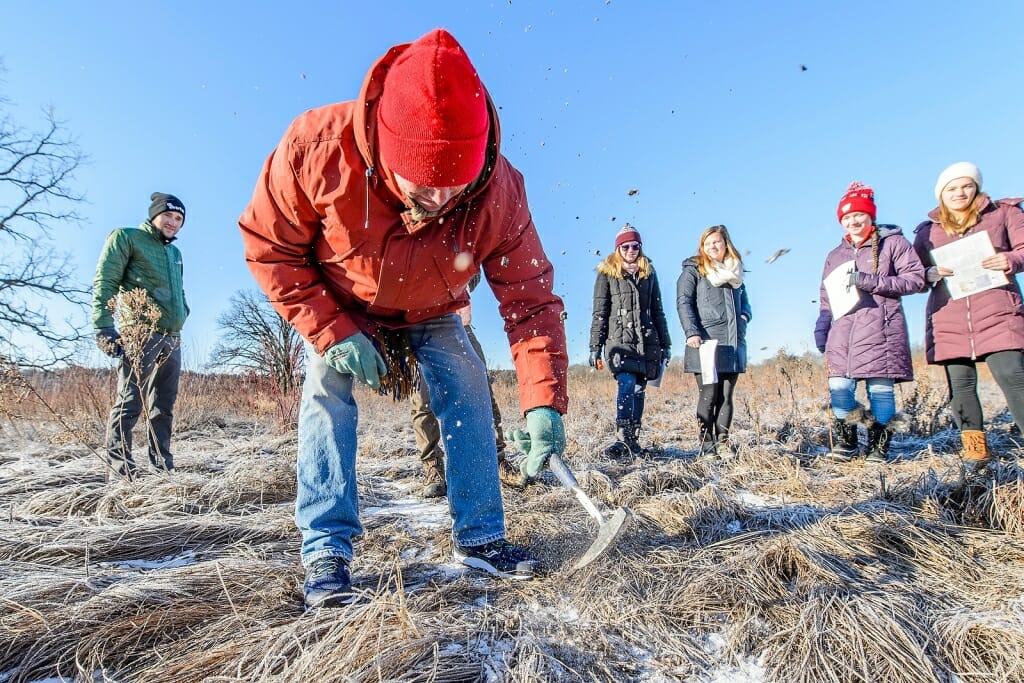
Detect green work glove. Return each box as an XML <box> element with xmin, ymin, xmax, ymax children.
<box><xmin>507</xmin><ymin>407</ymin><xmax>566</xmax><ymax>479</ymax></box>
<box><xmin>324</xmin><ymin>333</ymin><xmax>387</xmax><ymax>389</ymax></box>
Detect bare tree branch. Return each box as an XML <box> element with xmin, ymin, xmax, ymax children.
<box><xmin>0</xmin><ymin>65</ymin><xmax>89</xmax><ymax>367</ymax></box>
<box><xmin>209</xmin><ymin>289</ymin><xmax>304</xmax><ymax>393</ymax></box>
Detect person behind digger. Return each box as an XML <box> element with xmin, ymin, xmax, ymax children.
<box><xmin>239</xmin><ymin>29</ymin><xmax>569</xmax><ymax>609</ymax></box>
<box><xmin>413</xmin><ymin>274</ymin><xmax>521</xmax><ymax>498</ymax></box>
<box><xmin>913</xmin><ymin>162</ymin><xmax>1024</xmax><ymax>472</ymax></box>
<box><xmin>92</xmin><ymin>192</ymin><xmax>189</xmax><ymax>480</ymax></box>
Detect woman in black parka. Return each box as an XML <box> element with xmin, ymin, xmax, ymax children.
<box><xmin>677</xmin><ymin>225</ymin><xmax>752</xmax><ymax>457</ymax></box>
<box><xmin>589</xmin><ymin>224</ymin><xmax>671</xmax><ymax>457</ymax></box>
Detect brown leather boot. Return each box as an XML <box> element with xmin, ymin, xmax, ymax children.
<box><xmin>421</xmin><ymin>456</ymin><xmax>447</xmax><ymax>498</ymax></box>
<box><xmin>960</xmin><ymin>429</ymin><xmax>991</xmax><ymax>472</ymax></box>
<box><xmin>496</xmin><ymin>450</ymin><xmax>527</xmax><ymax>489</ymax></box>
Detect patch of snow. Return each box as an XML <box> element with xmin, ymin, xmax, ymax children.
<box><xmin>736</xmin><ymin>491</ymin><xmax>771</xmax><ymax>508</ymax></box>
<box><xmin>362</xmin><ymin>496</ymin><xmax>449</xmax><ymax>529</ymax></box>
<box><xmin>100</xmin><ymin>550</ymin><xmax>198</xmax><ymax>570</ymax></box>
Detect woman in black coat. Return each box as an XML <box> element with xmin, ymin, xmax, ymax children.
<box><xmin>589</xmin><ymin>224</ymin><xmax>671</xmax><ymax>457</ymax></box>
<box><xmin>677</xmin><ymin>225</ymin><xmax>752</xmax><ymax>457</ymax></box>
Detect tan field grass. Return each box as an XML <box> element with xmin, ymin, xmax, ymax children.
<box><xmin>1</xmin><ymin>352</ymin><xmax>1023</xmax><ymax>682</ymax></box>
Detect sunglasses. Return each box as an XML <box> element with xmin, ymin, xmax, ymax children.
<box><xmin>619</xmin><ymin>243</ymin><xmax>641</xmax><ymax>252</ymax></box>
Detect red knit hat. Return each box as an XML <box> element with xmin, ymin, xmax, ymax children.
<box><xmin>836</xmin><ymin>181</ymin><xmax>876</xmax><ymax>223</ymax></box>
<box><xmin>377</xmin><ymin>29</ymin><xmax>490</xmax><ymax>187</ymax></box>
<box><xmin>614</xmin><ymin>224</ymin><xmax>642</xmax><ymax>249</ymax></box>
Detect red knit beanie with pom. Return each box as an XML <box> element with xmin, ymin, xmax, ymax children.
<box><xmin>377</xmin><ymin>29</ymin><xmax>490</xmax><ymax>187</ymax></box>
<box><xmin>614</xmin><ymin>224</ymin><xmax>642</xmax><ymax>249</ymax></box>
<box><xmin>836</xmin><ymin>181</ymin><xmax>876</xmax><ymax>223</ymax></box>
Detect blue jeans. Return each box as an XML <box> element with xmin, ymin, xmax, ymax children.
<box><xmin>615</xmin><ymin>372</ymin><xmax>647</xmax><ymax>426</ymax></box>
<box><xmin>828</xmin><ymin>377</ymin><xmax>895</xmax><ymax>425</ymax></box>
<box><xmin>296</xmin><ymin>314</ymin><xmax>506</xmax><ymax>566</ymax></box>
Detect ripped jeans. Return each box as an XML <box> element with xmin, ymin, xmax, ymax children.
<box><xmin>828</xmin><ymin>376</ymin><xmax>895</xmax><ymax>425</ymax></box>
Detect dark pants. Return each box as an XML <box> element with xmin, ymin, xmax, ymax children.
<box><xmin>410</xmin><ymin>324</ymin><xmax>504</xmax><ymax>462</ymax></box>
<box><xmin>614</xmin><ymin>371</ymin><xmax>647</xmax><ymax>426</ymax></box>
<box><xmin>694</xmin><ymin>372</ymin><xmax>739</xmax><ymax>438</ymax></box>
<box><xmin>944</xmin><ymin>350</ymin><xmax>1024</xmax><ymax>431</ymax></box>
<box><xmin>105</xmin><ymin>333</ymin><xmax>182</xmax><ymax>478</ymax></box>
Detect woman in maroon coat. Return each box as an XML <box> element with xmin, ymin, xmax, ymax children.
<box><xmin>913</xmin><ymin>162</ymin><xmax>1024</xmax><ymax>470</ymax></box>
<box><xmin>815</xmin><ymin>182</ymin><xmax>925</xmax><ymax>463</ymax></box>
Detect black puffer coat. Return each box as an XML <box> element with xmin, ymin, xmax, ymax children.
<box><xmin>677</xmin><ymin>257</ymin><xmax>752</xmax><ymax>374</ymax></box>
<box><xmin>589</xmin><ymin>260</ymin><xmax>671</xmax><ymax>379</ymax></box>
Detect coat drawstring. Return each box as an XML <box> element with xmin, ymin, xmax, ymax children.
<box><xmin>364</xmin><ymin>166</ymin><xmax>374</xmax><ymax>229</ymax></box>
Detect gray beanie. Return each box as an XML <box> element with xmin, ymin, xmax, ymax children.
<box><xmin>148</xmin><ymin>192</ymin><xmax>186</xmax><ymax>222</ymax></box>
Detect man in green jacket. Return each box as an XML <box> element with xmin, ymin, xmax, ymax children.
<box><xmin>92</xmin><ymin>192</ymin><xmax>189</xmax><ymax>479</ymax></box>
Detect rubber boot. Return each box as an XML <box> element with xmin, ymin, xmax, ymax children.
<box><xmin>623</xmin><ymin>422</ymin><xmax>643</xmax><ymax>456</ymax></box>
<box><xmin>828</xmin><ymin>418</ymin><xmax>859</xmax><ymax>462</ymax></box>
<box><xmin>605</xmin><ymin>424</ymin><xmax>634</xmax><ymax>460</ymax></box>
<box><xmin>960</xmin><ymin>429</ymin><xmax>991</xmax><ymax>473</ymax></box>
<box><xmin>421</xmin><ymin>455</ymin><xmax>447</xmax><ymax>498</ymax></box>
<box><xmin>864</xmin><ymin>424</ymin><xmax>891</xmax><ymax>464</ymax></box>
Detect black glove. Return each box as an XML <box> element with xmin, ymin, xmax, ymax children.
<box><xmin>662</xmin><ymin>348</ymin><xmax>671</xmax><ymax>363</ymax></box>
<box><xmin>817</xmin><ymin>344</ymin><xmax>826</xmax><ymax>354</ymax></box>
<box><xmin>96</xmin><ymin>327</ymin><xmax>123</xmax><ymax>358</ymax></box>
<box><xmin>588</xmin><ymin>349</ymin><xmax>602</xmax><ymax>368</ymax></box>
<box><xmin>847</xmin><ymin>269</ymin><xmax>859</xmax><ymax>290</ymax></box>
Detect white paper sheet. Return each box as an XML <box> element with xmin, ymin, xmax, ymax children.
<box><xmin>823</xmin><ymin>259</ymin><xmax>861</xmax><ymax>319</ymax></box>
<box><xmin>930</xmin><ymin>231</ymin><xmax>1008</xmax><ymax>300</ymax></box>
<box><xmin>699</xmin><ymin>339</ymin><xmax>718</xmax><ymax>385</ymax></box>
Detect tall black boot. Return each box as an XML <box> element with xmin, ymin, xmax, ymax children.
<box><xmin>623</xmin><ymin>421</ymin><xmax>642</xmax><ymax>456</ymax></box>
<box><xmin>828</xmin><ymin>418</ymin><xmax>859</xmax><ymax>462</ymax></box>
<box><xmin>865</xmin><ymin>424</ymin><xmax>891</xmax><ymax>464</ymax></box>
<box><xmin>605</xmin><ymin>420</ymin><xmax>632</xmax><ymax>460</ymax></box>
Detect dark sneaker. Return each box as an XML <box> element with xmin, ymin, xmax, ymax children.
<box><xmin>454</xmin><ymin>539</ymin><xmax>539</xmax><ymax>580</ymax></box>
<box><xmin>303</xmin><ymin>557</ymin><xmax>356</xmax><ymax>609</ymax></box>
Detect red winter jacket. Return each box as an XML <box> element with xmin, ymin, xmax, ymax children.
<box><xmin>913</xmin><ymin>196</ymin><xmax>1024</xmax><ymax>363</ymax></box>
<box><xmin>238</xmin><ymin>40</ymin><xmax>568</xmax><ymax>414</ymax></box>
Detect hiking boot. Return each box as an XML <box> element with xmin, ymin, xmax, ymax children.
<box><xmin>715</xmin><ymin>434</ymin><xmax>736</xmax><ymax>458</ymax></box>
<box><xmin>303</xmin><ymin>557</ymin><xmax>356</xmax><ymax>609</ymax></box>
<box><xmin>420</xmin><ymin>456</ymin><xmax>447</xmax><ymax>498</ymax></box>
<box><xmin>864</xmin><ymin>424</ymin><xmax>891</xmax><ymax>464</ymax></box>
<box><xmin>960</xmin><ymin>429</ymin><xmax>992</xmax><ymax>473</ymax></box>
<box><xmin>827</xmin><ymin>418</ymin><xmax>859</xmax><ymax>462</ymax></box>
<box><xmin>497</xmin><ymin>454</ymin><xmax>528</xmax><ymax>489</ymax></box>
<box><xmin>453</xmin><ymin>538</ymin><xmax>540</xmax><ymax>579</ymax></box>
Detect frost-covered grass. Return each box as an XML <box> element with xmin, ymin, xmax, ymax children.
<box><xmin>1</xmin><ymin>354</ymin><xmax>1023</xmax><ymax>682</ymax></box>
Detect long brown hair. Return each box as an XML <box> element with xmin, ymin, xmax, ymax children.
<box><xmin>939</xmin><ymin>191</ymin><xmax>988</xmax><ymax>236</ymax></box>
<box><xmin>694</xmin><ymin>225</ymin><xmax>742</xmax><ymax>277</ymax></box>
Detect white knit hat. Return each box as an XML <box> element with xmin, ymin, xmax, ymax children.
<box><xmin>934</xmin><ymin>162</ymin><xmax>982</xmax><ymax>201</ymax></box>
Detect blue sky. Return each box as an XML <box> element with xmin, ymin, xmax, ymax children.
<box><xmin>3</xmin><ymin>1</ymin><xmax>1023</xmax><ymax>370</ymax></box>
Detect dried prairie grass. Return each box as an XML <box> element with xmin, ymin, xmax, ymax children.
<box><xmin>1</xmin><ymin>353</ymin><xmax>1023</xmax><ymax>682</ymax></box>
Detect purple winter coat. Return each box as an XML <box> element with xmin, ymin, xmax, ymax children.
<box><xmin>814</xmin><ymin>225</ymin><xmax>925</xmax><ymax>381</ymax></box>
<box><xmin>913</xmin><ymin>196</ymin><xmax>1024</xmax><ymax>363</ymax></box>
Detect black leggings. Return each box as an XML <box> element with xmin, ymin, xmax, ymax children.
<box><xmin>944</xmin><ymin>350</ymin><xmax>1024</xmax><ymax>431</ymax></box>
<box><xmin>694</xmin><ymin>372</ymin><xmax>739</xmax><ymax>436</ymax></box>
